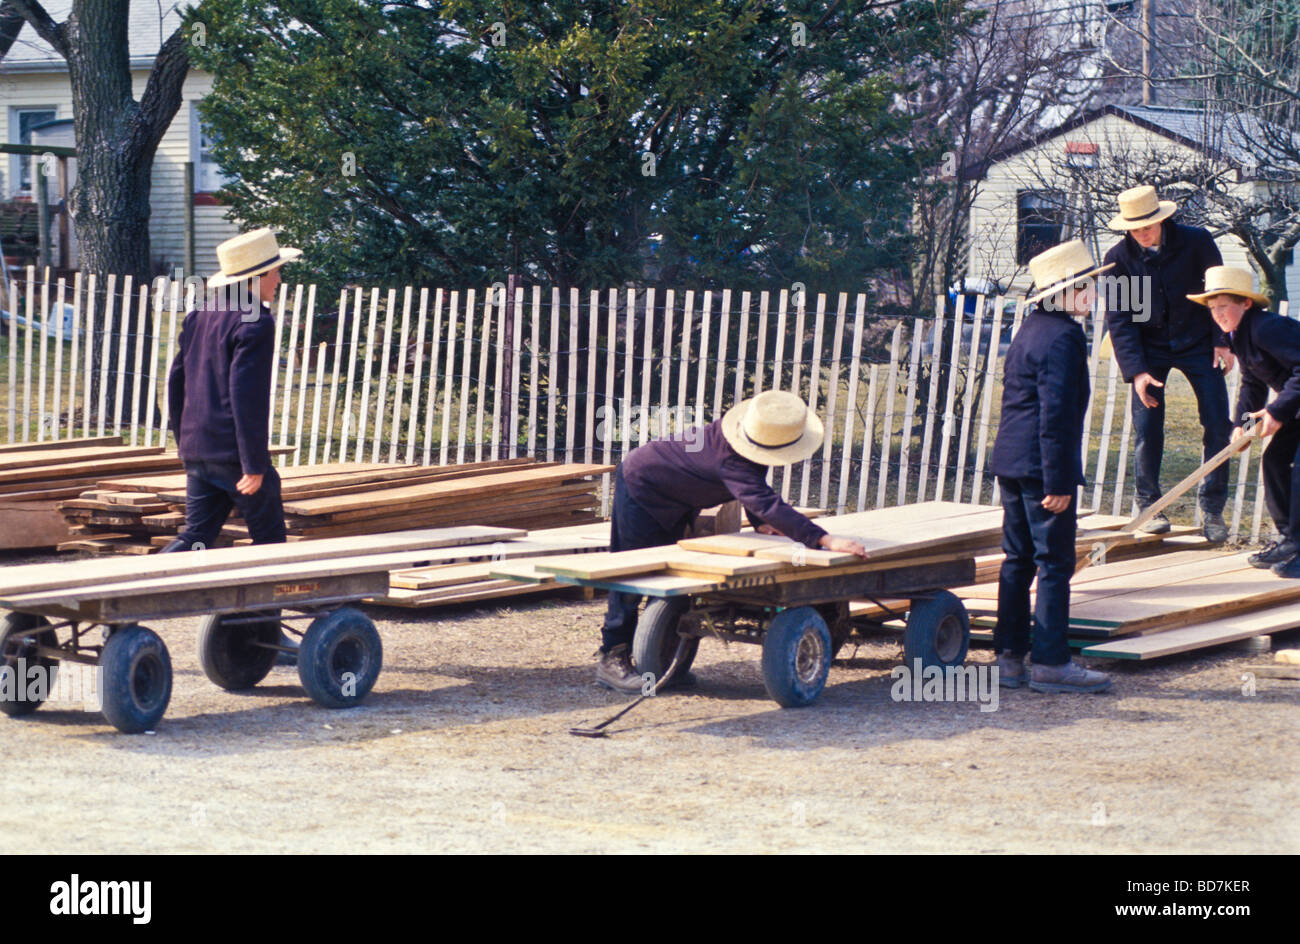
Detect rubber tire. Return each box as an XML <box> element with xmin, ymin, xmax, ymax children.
<box><xmin>197</xmin><ymin>611</ymin><xmax>280</xmax><ymax>691</ymax></box>
<box><xmin>297</xmin><ymin>608</ymin><xmax>382</xmax><ymax>708</ymax></box>
<box><xmin>903</xmin><ymin>590</ymin><xmax>970</xmax><ymax>670</ymax></box>
<box><xmin>761</xmin><ymin>606</ymin><xmax>832</xmax><ymax>708</ymax></box>
<box><xmin>0</xmin><ymin>612</ymin><xmax>58</xmax><ymax>718</ymax></box>
<box><xmin>631</xmin><ymin>598</ymin><xmax>698</xmax><ymax>688</ymax></box>
<box><xmin>99</xmin><ymin>624</ymin><xmax>172</xmax><ymax>734</ymax></box>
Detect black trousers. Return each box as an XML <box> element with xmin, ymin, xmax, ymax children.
<box><xmin>994</xmin><ymin>476</ymin><xmax>1076</xmax><ymax>666</ymax></box>
<box><xmin>161</xmin><ymin>460</ymin><xmax>287</xmax><ymax>552</ymax></box>
<box><xmin>1261</xmin><ymin>418</ymin><xmax>1300</xmax><ymax>542</ymax></box>
<box><xmin>600</xmin><ymin>466</ymin><xmax>689</xmax><ymax>651</ymax></box>
<box><xmin>1131</xmin><ymin>355</ymin><xmax>1231</xmax><ymax>514</ymax></box>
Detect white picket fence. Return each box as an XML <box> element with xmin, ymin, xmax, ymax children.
<box><xmin>0</xmin><ymin>269</ymin><xmax>1290</xmax><ymax>541</ymax></box>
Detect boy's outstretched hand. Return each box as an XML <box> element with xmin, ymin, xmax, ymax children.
<box><xmin>820</xmin><ymin>534</ymin><xmax>868</xmax><ymax>558</ymax></box>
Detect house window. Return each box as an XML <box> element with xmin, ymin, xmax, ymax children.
<box><xmin>1017</xmin><ymin>190</ymin><xmax>1068</xmax><ymax>265</ymax></box>
<box><xmin>9</xmin><ymin>107</ymin><xmax>56</xmax><ymax>195</ymax></box>
<box><xmin>191</xmin><ymin>106</ymin><xmax>232</xmax><ymax>195</ymax></box>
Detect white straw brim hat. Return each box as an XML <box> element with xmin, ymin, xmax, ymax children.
<box><xmin>721</xmin><ymin>390</ymin><xmax>824</xmax><ymax>465</ymax></box>
<box><xmin>1186</xmin><ymin>266</ymin><xmax>1270</xmax><ymax>307</ymax></box>
<box><xmin>208</xmin><ymin>228</ymin><xmax>303</xmax><ymax>288</ymax></box>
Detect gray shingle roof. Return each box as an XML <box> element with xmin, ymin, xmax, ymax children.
<box><xmin>1</xmin><ymin>1</ymin><xmax>189</xmax><ymax>67</ymax></box>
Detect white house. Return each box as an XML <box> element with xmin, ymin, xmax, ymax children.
<box><xmin>0</xmin><ymin>0</ymin><xmax>239</xmax><ymax>275</ymax></box>
<box><xmin>964</xmin><ymin>104</ymin><xmax>1300</xmax><ymax>304</ymax></box>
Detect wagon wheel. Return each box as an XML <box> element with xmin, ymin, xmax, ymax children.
<box><xmin>0</xmin><ymin>612</ymin><xmax>58</xmax><ymax>717</ymax></box>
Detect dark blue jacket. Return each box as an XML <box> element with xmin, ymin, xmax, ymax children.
<box><xmin>621</xmin><ymin>420</ymin><xmax>829</xmax><ymax>548</ymax></box>
<box><xmin>167</xmin><ymin>301</ymin><xmax>275</xmax><ymax>475</ymax></box>
<box><xmin>990</xmin><ymin>306</ymin><xmax>1090</xmax><ymax>495</ymax></box>
<box><xmin>1229</xmin><ymin>306</ymin><xmax>1300</xmax><ymax>424</ymax></box>
<box><xmin>1102</xmin><ymin>220</ymin><xmax>1224</xmax><ymax>381</ymax></box>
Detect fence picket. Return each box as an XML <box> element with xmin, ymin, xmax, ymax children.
<box><xmin>876</xmin><ymin>323</ymin><xmax>902</xmax><ymax>508</ymax></box>
<box><xmin>837</xmin><ymin>295</ymin><xmax>866</xmax><ymax>514</ymax></box>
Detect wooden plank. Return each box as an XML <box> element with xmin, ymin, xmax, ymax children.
<box><xmin>0</xmin><ymin>444</ymin><xmax>164</xmax><ymax>473</ymax></box>
<box><xmin>534</xmin><ymin>550</ymin><xmax>672</xmax><ymax>581</ymax></box>
<box><xmin>0</xmin><ymin>525</ymin><xmax>525</xmax><ymax>600</ymax></box>
<box><xmin>933</xmin><ymin>300</ymin><xmax>965</xmax><ymax>501</ymax></box>
<box><xmin>0</xmin><ymin>435</ymin><xmax>124</xmax><ymax>454</ymax></box>
<box><xmin>0</xmin><ymin>454</ymin><xmax>182</xmax><ymax>486</ymax></box>
<box><xmin>321</xmin><ymin>289</ymin><xmax>348</xmax><ymax>465</ymax></box>
<box><xmin>1081</xmin><ymin>605</ymin><xmax>1300</xmax><ymax>660</ymax></box>
<box><xmin>405</xmin><ymin>287</ymin><xmax>429</xmax><ymax>464</ymax></box>
<box><xmin>661</xmin><ymin>549</ymin><xmax>789</xmax><ymax>578</ymax></box>
<box><xmin>970</xmin><ymin>297</ymin><xmax>1004</xmax><ymax>504</ymax></box>
<box><xmin>278</xmin><ymin>463</ymin><xmax>610</xmax><ymax>517</ymax></box>
<box><xmin>391</xmin><ymin>286</ymin><xmax>413</xmax><ymax>464</ymax></box>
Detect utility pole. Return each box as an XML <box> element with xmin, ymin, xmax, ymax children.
<box><xmin>1142</xmin><ymin>0</ymin><xmax>1156</xmax><ymax>105</ymax></box>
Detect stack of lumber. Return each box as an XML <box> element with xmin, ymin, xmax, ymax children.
<box><xmin>953</xmin><ymin>548</ymin><xmax>1300</xmax><ymax>661</ymax></box>
<box><xmin>369</xmin><ymin>521</ymin><xmax>612</xmax><ymax>608</ymax></box>
<box><xmin>0</xmin><ymin>526</ymin><xmax>526</xmax><ymax>618</ymax></box>
<box><xmin>490</xmin><ymin>501</ymin><xmax>1009</xmax><ymax>593</ymax></box>
<box><xmin>0</xmin><ymin>436</ymin><xmax>188</xmax><ymax>551</ymax></box>
<box><xmin>371</xmin><ymin>506</ymin><xmax>823</xmax><ymax>609</ymax></box>
<box><xmin>54</xmin><ymin>457</ymin><xmax>612</xmax><ymax>554</ymax></box>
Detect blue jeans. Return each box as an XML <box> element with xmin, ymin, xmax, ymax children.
<box><xmin>1132</xmin><ymin>355</ymin><xmax>1231</xmax><ymax>514</ymax></box>
<box><xmin>600</xmin><ymin>466</ymin><xmax>689</xmax><ymax>651</ymax></box>
<box><xmin>162</xmin><ymin>460</ymin><xmax>287</xmax><ymax>551</ymax></box>
<box><xmin>995</xmin><ymin>476</ymin><xmax>1075</xmax><ymax>667</ymax></box>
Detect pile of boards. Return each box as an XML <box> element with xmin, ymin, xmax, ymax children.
<box><xmin>958</xmin><ymin>548</ymin><xmax>1300</xmax><ymax>661</ymax></box>
<box><xmin>486</xmin><ymin>501</ymin><xmax>1186</xmax><ymax>592</ymax></box>
<box><xmin>368</xmin><ymin>521</ymin><xmax>611</xmax><ymax>608</ymax></box>
<box><xmin>0</xmin><ymin>436</ymin><xmax>187</xmax><ymax>551</ymax></box>
<box><xmin>53</xmin><ymin>457</ymin><xmax>613</xmax><ymax>554</ymax></box>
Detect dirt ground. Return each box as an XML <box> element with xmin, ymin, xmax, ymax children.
<box><xmin>0</xmin><ymin>570</ymin><xmax>1296</xmax><ymax>855</ymax></box>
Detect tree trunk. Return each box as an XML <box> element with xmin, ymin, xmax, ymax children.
<box><xmin>3</xmin><ymin>0</ymin><xmax>192</xmax><ymax>424</ymax></box>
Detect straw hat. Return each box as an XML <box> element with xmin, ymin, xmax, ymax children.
<box><xmin>1186</xmin><ymin>266</ymin><xmax>1270</xmax><ymax>307</ymax></box>
<box><xmin>1025</xmin><ymin>239</ymin><xmax>1114</xmax><ymax>306</ymax></box>
<box><xmin>1108</xmin><ymin>185</ymin><xmax>1177</xmax><ymax>231</ymax></box>
<box><xmin>721</xmin><ymin>390</ymin><xmax>824</xmax><ymax>465</ymax></box>
<box><xmin>208</xmin><ymin>228</ymin><xmax>302</xmax><ymax>288</ymax></box>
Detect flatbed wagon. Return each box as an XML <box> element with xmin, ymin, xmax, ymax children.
<box><xmin>497</xmin><ymin>550</ymin><xmax>979</xmax><ymax>707</ymax></box>
<box><xmin>0</xmin><ymin>526</ymin><xmax>521</xmax><ymax>733</ymax></box>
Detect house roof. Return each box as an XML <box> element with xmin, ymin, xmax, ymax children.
<box><xmin>963</xmin><ymin>103</ymin><xmax>1299</xmax><ymax>180</ymax></box>
<box><xmin>1</xmin><ymin>1</ymin><xmax>191</xmax><ymax>71</ymax></box>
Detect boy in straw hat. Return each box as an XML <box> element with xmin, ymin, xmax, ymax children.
<box><xmin>162</xmin><ymin>228</ymin><xmax>302</xmax><ymax>554</ymax></box>
<box><xmin>1102</xmin><ymin>184</ymin><xmax>1231</xmax><ymax>542</ymax></box>
<box><xmin>594</xmin><ymin>390</ymin><xmax>868</xmax><ymax>693</ymax></box>
<box><xmin>990</xmin><ymin>239</ymin><xmax>1112</xmax><ymax>693</ymax></box>
<box><xmin>1188</xmin><ymin>267</ymin><xmax>1300</xmax><ymax>575</ymax></box>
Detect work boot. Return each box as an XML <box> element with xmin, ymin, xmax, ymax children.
<box><xmin>1028</xmin><ymin>659</ymin><xmax>1112</xmax><ymax>694</ymax></box>
<box><xmin>1249</xmin><ymin>539</ymin><xmax>1297</xmax><ymax>569</ymax></box>
<box><xmin>1137</xmin><ymin>509</ymin><xmax>1171</xmax><ymax>534</ymax></box>
<box><xmin>1271</xmin><ymin>555</ymin><xmax>1300</xmax><ymax>579</ymax></box>
<box><xmin>995</xmin><ymin>650</ymin><xmax>1027</xmax><ymax>689</ymax></box>
<box><xmin>595</xmin><ymin>644</ymin><xmax>646</xmax><ymax>694</ymax></box>
<box><xmin>1202</xmin><ymin>513</ymin><xmax>1228</xmax><ymax>544</ymax></box>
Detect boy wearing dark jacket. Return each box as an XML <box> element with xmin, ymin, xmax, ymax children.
<box><xmin>163</xmin><ymin>228</ymin><xmax>300</xmax><ymax>553</ymax></box>
<box><xmin>596</xmin><ymin>390</ymin><xmax>868</xmax><ymax>692</ymax></box>
<box><xmin>991</xmin><ymin>239</ymin><xmax>1112</xmax><ymax>694</ymax></box>
<box><xmin>1189</xmin><ymin>267</ymin><xmax>1300</xmax><ymax>575</ymax></box>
